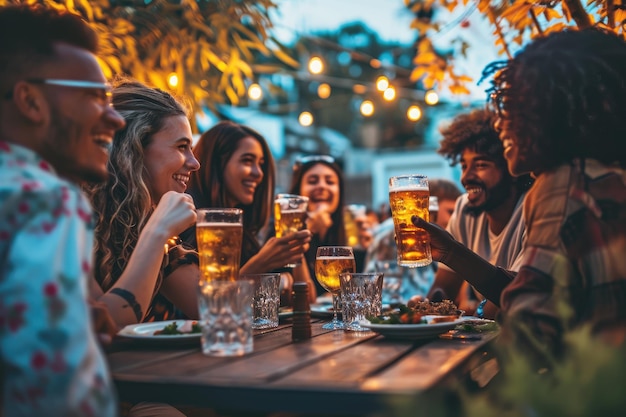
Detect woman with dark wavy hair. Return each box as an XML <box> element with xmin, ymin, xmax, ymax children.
<box><xmin>183</xmin><ymin>121</ymin><xmax>315</xmax><ymax>302</ymax></box>
<box><xmin>414</xmin><ymin>28</ymin><xmax>626</xmax><ymax>358</ymax></box>
<box><xmin>87</xmin><ymin>78</ymin><xmax>200</xmax><ymax>327</ymax></box>
<box><xmin>288</xmin><ymin>156</ymin><xmax>350</xmax><ymax>296</ymax></box>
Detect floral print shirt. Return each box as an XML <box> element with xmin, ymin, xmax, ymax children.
<box><xmin>0</xmin><ymin>141</ymin><xmax>117</xmax><ymax>416</ymax></box>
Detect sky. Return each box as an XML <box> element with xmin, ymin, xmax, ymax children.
<box><xmin>270</xmin><ymin>0</ymin><xmax>416</xmax><ymax>44</ymax></box>
<box><xmin>269</xmin><ymin>0</ymin><xmax>501</xmax><ymax>101</ymax></box>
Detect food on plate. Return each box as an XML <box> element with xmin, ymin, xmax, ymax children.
<box><xmin>455</xmin><ymin>319</ymin><xmax>498</xmax><ymax>333</ymax></box>
<box><xmin>367</xmin><ymin>300</ymin><xmax>461</xmax><ymax>325</ymax></box>
<box><xmin>429</xmin><ymin>315</ymin><xmax>459</xmax><ymax>323</ymax></box>
<box><xmin>406</xmin><ymin>299</ymin><xmax>461</xmax><ymax>316</ymax></box>
<box><xmin>153</xmin><ymin>321</ymin><xmax>201</xmax><ymax>335</ymax></box>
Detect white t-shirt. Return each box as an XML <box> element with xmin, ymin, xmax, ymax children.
<box><xmin>442</xmin><ymin>192</ymin><xmax>527</xmax><ymax>274</ymax></box>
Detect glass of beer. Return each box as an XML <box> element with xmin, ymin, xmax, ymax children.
<box><xmin>196</xmin><ymin>208</ymin><xmax>243</xmax><ymax>282</ymax></box>
<box><xmin>274</xmin><ymin>193</ymin><xmax>309</xmax><ymax>268</ymax></box>
<box><xmin>314</xmin><ymin>246</ymin><xmax>356</xmax><ymax>330</ymax></box>
<box><xmin>388</xmin><ymin>175</ymin><xmax>432</xmax><ymax>267</ymax></box>
<box><xmin>343</xmin><ymin>204</ymin><xmax>366</xmax><ymax>249</ymax></box>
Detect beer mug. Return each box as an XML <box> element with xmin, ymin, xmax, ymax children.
<box><xmin>343</xmin><ymin>204</ymin><xmax>366</xmax><ymax>249</ymax></box>
<box><xmin>388</xmin><ymin>175</ymin><xmax>432</xmax><ymax>267</ymax></box>
<box><xmin>274</xmin><ymin>194</ymin><xmax>309</xmax><ymax>267</ymax></box>
<box><xmin>196</xmin><ymin>208</ymin><xmax>243</xmax><ymax>282</ymax></box>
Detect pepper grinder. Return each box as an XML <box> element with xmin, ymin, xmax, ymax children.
<box><xmin>291</xmin><ymin>282</ymin><xmax>312</xmax><ymax>341</ymax></box>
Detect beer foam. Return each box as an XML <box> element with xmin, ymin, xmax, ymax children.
<box><xmin>196</xmin><ymin>222</ymin><xmax>242</xmax><ymax>227</ymax></box>
<box><xmin>316</xmin><ymin>256</ymin><xmax>354</xmax><ymax>261</ymax></box>
<box><xmin>389</xmin><ymin>185</ymin><xmax>428</xmax><ymax>192</ymax></box>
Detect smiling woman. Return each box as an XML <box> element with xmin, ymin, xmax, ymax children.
<box><xmin>182</xmin><ymin>121</ymin><xmax>315</xmax><ymax>301</ymax></box>
<box><xmin>286</xmin><ymin>156</ymin><xmax>350</xmax><ymax>296</ymax></box>
<box><xmin>85</xmin><ymin>78</ymin><xmax>201</xmax><ymax>327</ymax></box>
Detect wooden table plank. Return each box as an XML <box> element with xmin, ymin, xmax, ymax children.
<box><xmin>113</xmin><ymin>323</ymin><xmax>378</xmax><ymax>384</ymax></box>
<box><xmin>361</xmin><ymin>332</ymin><xmax>498</xmax><ymax>392</ymax></box>
<box><xmin>270</xmin><ymin>333</ymin><xmax>416</xmax><ymax>388</ymax></box>
<box><xmin>108</xmin><ymin>318</ymin><xmax>499</xmax><ymax>416</ymax></box>
<box><xmin>108</xmin><ymin>320</ymin><xmax>333</xmax><ymax>378</ymax></box>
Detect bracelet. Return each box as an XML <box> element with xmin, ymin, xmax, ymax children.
<box><xmin>476</xmin><ymin>298</ymin><xmax>487</xmax><ymax>319</ymax></box>
<box><xmin>110</xmin><ymin>288</ymin><xmax>143</xmax><ymax>322</ymax></box>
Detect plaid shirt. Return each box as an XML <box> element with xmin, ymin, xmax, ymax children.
<box><xmin>501</xmin><ymin>159</ymin><xmax>626</xmax><ymax>353</ymax></box>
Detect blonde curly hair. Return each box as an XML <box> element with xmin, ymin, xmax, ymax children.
<box><xmin>86</xmin><ymin>77</ymin><xmax>190</xmax><ymax>291</ymax></box>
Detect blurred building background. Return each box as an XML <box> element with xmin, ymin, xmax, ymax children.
<box><xmin>194</xmin><ymin>0</ymin><xmax>496</xmax><ymax>210</ymax></box>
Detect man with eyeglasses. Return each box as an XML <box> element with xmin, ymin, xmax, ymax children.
<box><xmin>0</xmin><ymin>4</ymin><xmax>125</xmax><ymax>416</ymax></box>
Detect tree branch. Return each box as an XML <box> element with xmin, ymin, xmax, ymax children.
<box><xmin>487</xmin><ymin>6</ymin><xmax>512</xmax><ymax>59</ymax></box>
<box><xmin>529</xmin><ymin>7</ymin><xmax>544</xmax><ymax>35</ymax></box>
<box><xmin>563</xmin><ymin>0</ymin><xmax>593</xmax><ymax>28</ymax></box>
<box><xmin>606</xmin><ymin>0</ymin><xmax>615</xmax><ymax>28</ymax></box>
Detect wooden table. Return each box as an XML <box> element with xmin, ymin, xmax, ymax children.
<box><xmin>108</xmin><ymin>318</ymin><xmax>498</xmax><ymax>416</ymax></box>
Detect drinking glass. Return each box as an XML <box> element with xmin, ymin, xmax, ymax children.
<box><xmin>274</xmin><ymin>193</ymin><xmax>309</xmax><ymax>268</ymax></box>
<box><xmin>314</xmin><ymin>246</ymin><xmax>356</xmax><ymax>330</ymax></box>
<box><xmin>197</xmin><ymin>280</ymin><xmax>253</xmax><ymax>357</ymax></box>
<box><xmin>374</xmin><ymin>260</ymin><xmax>404</xmax><ymax>306</ymax></box>
<box><xmin>240</xmin><ymin>273</ymin><xmax>281</xmax><ymax>329</ymax></box>
<box><xmin>388</xmin><ymin>175</ymin><xmax>432</xmax><ymax>267</ymax></box>
<box><xmin>340</xmin><ymin>272</ymin><xmax>383</xmax><ymax>332</ymax></box>
<box><xmin>343</xmin><ymin>204</ymin><xmax>366</xmax><ymax>249</ymax></box>
<box><xmin>196</xmin><ymin>208</ymin><xmax>243</xmax><ymax>282</ymax></box>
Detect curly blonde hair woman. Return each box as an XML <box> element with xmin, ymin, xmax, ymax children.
<box><xmin>87</xmin><ymin>78</ymin><xmax>200</xmax><ymax>327</ymax></box>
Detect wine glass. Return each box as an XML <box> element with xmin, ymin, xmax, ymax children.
<box><xmin>315</xmin><ymin>246</ymin><xmax>356</xmax><ymax>330</ymax></box>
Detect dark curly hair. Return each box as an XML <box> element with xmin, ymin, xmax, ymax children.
<box><xmin>438</xmin><ymin>108</ymin><xmax>533</xmax><ymax>194</ymax></box>
<box><xmin>438</xmin><ymin>108</ymin><xmax>504</xmax><ymax>167</ymax></box>
<box><xmin>482</xmin><ymin>28</ymin><xmax>626</xmax><ymax>172</ymax></box>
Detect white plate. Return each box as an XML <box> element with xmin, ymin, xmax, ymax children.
<box><xmin>358</xmin><ymin>316</ymin><xmax>465</xmax><ymax>340</ymax></box>
<box><xmin>117</xmin><ymin>320</ymin><xmax>201</xmax><ymax>342</ymax></box>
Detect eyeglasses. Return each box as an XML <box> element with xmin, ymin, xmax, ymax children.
<box><xmin>4</xmin><ymin>78</ymin><xmax>113</xmax><ymax>107</ymax></box>
<box><xmin>488</xmin><ymin>89</ymin><xmax>507</xmax><ymax>118</ymax></box>
<box><xmin>292</xmin><ymin>155</ymin><xmax>336</xmax><ymax>171</ymax></box>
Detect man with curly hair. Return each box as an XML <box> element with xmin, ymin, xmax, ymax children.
<box><xmin>426</xmin><ymin>108</ymin><xmax>533</xmax><ymax>319</ymax></box>
<box><xmin>414</xmin><ymin>28</ymin><xmax>626</xmax><ymax>357</ymax></box>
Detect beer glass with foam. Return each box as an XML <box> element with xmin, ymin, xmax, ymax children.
<box><xmin>388</xmin><ymin>175</ymin><xmax>432</xmax><ymax>267</ymax></box>
<box><xmin>196</xmin><ymin>208</ymin><xmax>243</xmax><ymax>282</ymax></box>
<box><xmin>274</xmin><ymin>193</ymin><xmax>309</xmax><ymax>267</ymax></box>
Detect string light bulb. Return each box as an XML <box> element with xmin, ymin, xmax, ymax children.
<box><xmin>317</xmin><ymin>83</ymin><xmax>331</xmax><ymax>99</ymax></box>
<box><xmin>308</xmin><ymin>56</ymin><xmax>324</xmax><ymax>74</ymax></box>
<box><xmin>299</xmin><ymin>111</ymin><xmax>314</xmax><ymax>127</ymax></box>
<box><xmin>248</xmin><ymin>83</ymin><xmax>263</xmax><ymax>101</ymax></box>
<box><xmin>375</xmin><ymin>76</ymin><xmax>389</xmax><ymax>92</ymax></box>
<box><xmin>360</xmin><ymin>100</ymin><xmax>374</xmax><ymax>117</ymax></box>
<box><xmin>407</xmin><ymin>105</ymin><xmax>422</xmax><ymax>122</ymax></box>
<box><xmin>424</xmin><ymin>90</ymin><xmax>439</xmax><ymax>106</ymax></box>
<box><xmin>383</xmin><ymin>86</ymin><xmax>396</xmax><ymax>101</ymax></box>
<box><xmin>167</xmin><ymin>72</ymin><xmax>179</xmax><ymax>88</ymax></box>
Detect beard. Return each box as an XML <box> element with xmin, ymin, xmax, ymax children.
<box><xmin>463</xmin><ymin>174</ymin><xmax>514</xmax><ymax>216</ymax></box>
<box><xmin>42</xmin><ymin>108</ymin><xmax>108</xmax><ymax>184</ymax></box>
